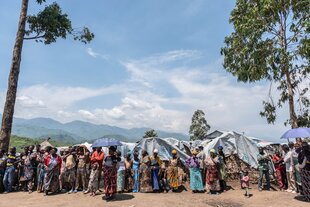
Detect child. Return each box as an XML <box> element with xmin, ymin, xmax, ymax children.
<box><xmin>87</xmin><ymin>163</ymin><xmax>99</xmax><ymax>196</ymax></box>
<box><xmin>241</xmin><ymin>171</ymin><xmax>250</xmax><ymax>198</ymax></box>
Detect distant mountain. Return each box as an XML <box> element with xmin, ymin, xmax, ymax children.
<box><xmin>0</xmin><ymin>115</ymin><xmax>189</xmax><ymax>143</ymax></box>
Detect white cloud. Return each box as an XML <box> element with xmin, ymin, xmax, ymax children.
<box><xmin>86</xmin><ymin>48</ymin><xmax>109</xmax><ymax>60</ymax></box>
<box><xmin>0</xmin><ymin>50</ymin><xmax>291</xmax><ymax>141</ymax></box>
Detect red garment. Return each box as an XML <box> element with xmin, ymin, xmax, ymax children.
<box><xmin>44</xmin><ymin>154</ymin><xmax>62</xmax><ymax>169</ymax></box>
<box><xmin>91</xmin><ymin>151</ymin><xmax>105</xmax><ymax>167</ymax></box>
<box><xmin>241</xmin><ymin>175</ymin><xmax>249</xmax><ymax>188</ymax></box>
<box><xmin>272</xmin><ymin>155</ymin><xmax>285</xmax><ymax>189</ymax></box>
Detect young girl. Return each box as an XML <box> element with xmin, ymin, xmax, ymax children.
<box><xmin>241</xmin><ymin>171</ymin><xmax>250</xmax><ymax>198</ymax></box>
<box><xmin>87</xmin><ymin>163</ymin><xmax>99</xmax><ymax>196</ymax></box>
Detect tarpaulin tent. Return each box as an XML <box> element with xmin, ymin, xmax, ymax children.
<box><xmin>163</xmin><ymin>137</ymin><xmax>191</xmax><ymax>155</ymax></box>
<box><xmin>133</xmin><ymin>137</ymin><xmax>190</xmax><ymax>163</ymax></box>
<box><xmin>202</xmin><ymin>131</ymin><xmax>259</xmax><ymax>168</ymax></box>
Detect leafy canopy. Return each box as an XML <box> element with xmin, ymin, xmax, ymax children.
<box><xmin>25</xmin><ymin>2</ymin><xmax>94</xmax><ymax>44</ymax></box>
<box><xmin>143</xmin><ymin>129</ymin><xmax>158</xmax><ymax>138</ymax></box>
<box><xmin>189</xmin><ymin>109</ymin><xmax>210</xmax><ymax>141</ymax></box>
<box><xmin>221</xmin><ymin>0</ymin><xmax>310</xmax><ymax>127</ymax></box>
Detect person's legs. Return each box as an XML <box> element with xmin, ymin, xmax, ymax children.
<box><xmin>258</xmin><ymin>170</ymin><xmax>263</xmax><ymax>190</ymax></box>
<box><xmin>265</xmin><ymin>170</ymin><xmax>270</xmax><ymax>190</ymax></box>
<box><xmin>75</xmin><ymin>169</ymin><xmax>80</xmax><ymax>191</ymax></box>
<box><xmin>6</xmin><ymin>167</ymin><xmax>15</xmax><ymax>192</ymax></box>
<box><xmin>286</xmin><ymin>172</ymin><xmax>293</xmax><ymax>191</ymax></box>
<box><xmin>289</xmin><ymin>171</ymin><xmax>297</xmax><ymax>192</ymax></box>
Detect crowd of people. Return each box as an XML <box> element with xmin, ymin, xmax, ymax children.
<box><xmin>0</xmin><ymin>139</ymin><xmax>309</xmax><ymax>202</ymax></box>
<box><xmin>257</xmin><ymin>139</ymin><xmax>310</xmax><ymax>199</ymax></box>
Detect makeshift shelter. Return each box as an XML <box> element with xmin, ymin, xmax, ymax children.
<box><xmin>40</xmin><ymin>140</ymin><xmax>54</xmax><ymax>150</ymax></box>
<box><xmin>202</xmin><ymin>131</ymin><xmax>259</xmax><ymax>168</ymax></box>
<box><xmin>163</xmin><ymin>137</ymin><xmax>191</xmax><ymax>155</ymax></box>
<box><xmin>133</xmin><ymin>137</ymin><xmax>190</xmax><ymax>163</ymax></box>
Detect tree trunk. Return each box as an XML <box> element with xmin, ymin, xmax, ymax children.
<box><xmin>0</xmin><ymin>0</ymin><xmax>29</xmax><ymax>151</ymax></box>
<box><xmin>285</xmin><ymin>72</ymin><xmax>298</xmax><ymax>129</ymax></box>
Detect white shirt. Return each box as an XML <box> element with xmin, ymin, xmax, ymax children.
<box><xmin>283</xmin><ymin>151</ymin><xmax>293</xmax><ymax>172</ymax></box>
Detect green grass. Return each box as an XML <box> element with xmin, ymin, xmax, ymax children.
<box><xmin>10</xmin><ymin>135</ymin><xmax>68</xmax><ymax>152</ymax></box>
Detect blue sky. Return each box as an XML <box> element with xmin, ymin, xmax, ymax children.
<box><xmin>0</xmin><ymin>1</ymin><xmax>290</xmax><ymax>141</ymax></box>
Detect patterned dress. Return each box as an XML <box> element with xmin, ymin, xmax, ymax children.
<box><xmin>140</xmin><ymin>156</ymin><xmax>152</xmax><ymax>193</ymax></box>
<box><xmin>20</xmin><ymin>154</ymin><xmax>35</xmax><ymax>191</ymax></box>
<box><xmin>103</xmin><ymin>155</ymin><xmax>118</xmax><ymax>198</ymax></box>
<box><xmin>44</xmin><ymin>155</ymin><xmax>61</xmax><ymax>194</ymax></box>
<box><xmin>117</xmin><ymin>157</ymin><xmax>125</xmax><ymax>192</ymax></box>
<box><xmin>132</xmin><ymin>158</ymin><xmax>140</xmax><ymax>193</ymax></box>
<box><xmin>87</xmin><ymin>168</ymin><xmax>99</xmax><ymax>193</ymax></box>
<box><xmin>167</xmin><ymin>158</ymin><xmax>179</xmax><ymax>190</ymax></box>
<box><xmin>186</xmin><ymin>156</ymin><xmax>204</xmax><ymax>191</ymax></box>
<box><xmin>205</xmin><ymin>156</ymin><xmax>220</xmax><ymax>192</ymax></box>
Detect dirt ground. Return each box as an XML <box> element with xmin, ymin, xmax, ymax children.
<box><xmin>0</xmin><ymin>184</ymin><xmax>308</xmax><ymax>207</ymax></box>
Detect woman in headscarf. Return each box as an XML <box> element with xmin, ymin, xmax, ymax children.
<box><xmin>150</xmin><ymin>149</ymin><xmax>162</xmax><ymax>192</ymax></box>
<box><xmin>167</xmin><ymin>149</ymin><xmax>180</xmax><ymax>191</ymax></box>
<box><xmin>205</xmin><ymin>149</ymin><xmax>220</xmax><ymax>194</ymax></box>
<box><xmin>124</xmin><ymin>152</ymin><xmax>133</xmax><ymax>192</ymax></box>
<box><xmin>44</xmin><ymin>147</ymin><xmax>62</xmax><ymax>195</ymax></box>
<box><xmin>132</xmin><ymin>151</ymin><xmax>140</xmax><ymax>193</ymax></box>
<box><xmin>103</xmin><ymin>146</ymin><xmax>119</xmax><ymax>201</ymax></box>
<box><xmin>140</xmin><ymin>150</ymin><xmax>152</xmax><ymax>193</ymax></box>
<box><xmin>186</xmin><ymin>149</ymin><xmax>204</xmax><ymax>193</ymax></box>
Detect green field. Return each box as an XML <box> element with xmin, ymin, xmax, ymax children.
<box><xmin>9</xmin><ymin>135</ymin><xmax>69</xmax><ymax>152</ymax></box>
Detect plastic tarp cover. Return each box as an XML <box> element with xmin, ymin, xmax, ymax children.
<box><xmin>133</xmin><ymin>137</ymin><xmax>190</xmax><ymax>163</ymax></box>
<box><xmin>202</xmin><ymin>131</ymin><xmax>259</xmax><ymax>168</ymax></box>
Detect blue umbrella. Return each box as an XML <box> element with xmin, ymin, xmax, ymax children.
<box><xmin>92</xmin><ymin>138</ymin><xmax>122</xmax><ymax>147</ymax></box>
<box><xmin>280</xmin><ymin>128</ymin><xmax>310</xmax><ymax>139</ymax></box>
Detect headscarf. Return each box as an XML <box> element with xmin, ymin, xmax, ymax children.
<box><xmin>153</xmin><ymin>149</ymin><xmax>159</xmax><ymax>153</ymax></box>
<box><xmin>209</xmin><ymin>149</ymin><xmax>216</xmax><ymax>154</ymax></box>
<box><xmin>171</xmin><ymin>149</ymin><xmax>177</xmax><ymax>155</ymax></box>
<box><xmin>191</xmin><ymin>149</ymin><xmax>198</xmax><ymax>155</ymax></box>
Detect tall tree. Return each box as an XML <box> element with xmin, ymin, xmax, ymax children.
<box><xmin>143</xmin><ymin>129</ymin><xmax>158</xmax><ymax>138</ymax></box>
<box><xmin>221</xmin><ymin>0</ymin><xmax>310</xmax><ymax>129</ymax></box>
<box><xmin>0</xmin><ymin>0</ymin><xmax>94</xmax><ymax>151</ymax></box>
<box><xmin>189</xmin><ymin>109</ymin><xmax>210</xmax><ymax>141</ymax></box>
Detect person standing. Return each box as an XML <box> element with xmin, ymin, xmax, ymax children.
<box><xmin>283</xmin><ymin>144</ymin><xmax>297</xmax><ymax>193</ymax></box>
<box><xmin>75</xmin><ymin>147</ymin><xmax>88</xmax><ymax>193</ymax></box>
<box><xmin>87</xmin><ymin>163</ymin><xmax>99</xmax><ymax>196</ymax></box>
<box><xmin>257</xmin><ymin>147</ymin><xmax>270</xmax><ymax>191</ymax></box>
<box><xmin>205</xmin><ymin>149</ymin><xmax>221</xmax><ymax>194</ymax></box>
<box><xmin>298</xmin><ymin>141</ymin><xmax>310</xmax><ymax>201</ymax></box>
<box><xmin>217</xmin><ymin>146</ymin><xmax>227</xmax><ymax>192</ymax></box>
<box><xmin>241</xmin><ymin>171</ymin><xmax>250</xmax><ymax>198</ymax></box>
<box><xmin>197</xmin><ymin>146</ymin><xmax>206</xmax><ymax>187</ymax></box>
<box><xmin>91</xmin><ymin>147</ymin><xmax>104</xmax><ymax>191</ymax></box>
<box><xmin>44</xmin><ymin>148</ymin><xmax>62</xmax><ymax>195</ymax></box>
<box><xmin>103</xmin><ymin>146</ymin><xmax>118</xmax><ymax>201</ymax></box>
<box><xmin>116</xmin><ymin>150</ymin><xmax>125</xmax><ymax>193</ymax></box>
<box><xmin>124</xmin><ymin>152</ymin><xmax>133</xmax><ymax>192</ymax></box>
<box><xmin>132</xmin><ymin>151</ymin><xmax>140</xmax><ymax>193</ymax></box>
<box><xmin>3</xmin><ymin>147</ymin><xmax>17</xmax><ymax>193</ymax></box>
<box><xmin>272</xmin><ymin>150</ymin><xmax>285</xmax><ymax>191</ymax></box>
<box><xmin>36</xmin><ymin>148</ymin><xmax>46</xmax><ymax>193</ymax></box>
<box><xmin>186</xmin><ymin>149</ymin><xmax>204</xmax><ymax>193</ymax></box>
<box><xmin>65</xmin><ymin>147</ymin><xmax>77</xmax><ymax>194</ymax></box>
<box><xmin>150</xmin><ymin>149</ymin><xmax>162</xmax><ymax>192</ymax></box>
<box><xmin>140</xmin><ymin>150</ymin><xmax>152</xmax><ymax>193</ymax></box>
<box><xmin>167</xmin><ymin>149</ymin><xmax>180</xmax><ymax>191</ymax></box>
<box><xmin>20</xmin><ymin>146</ymin><xmax>36</xmax><ymax>193</ymax></box>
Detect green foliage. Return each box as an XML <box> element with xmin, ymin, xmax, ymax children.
<box><xmin>143</xmin><ymin>129</ymin><xmax>158</xmax><ymax>138</ymax></box>
<box><xmin>221</xmin><ymin>0</ymin><xmax>310</xmax><ymax>127</ymax></box>
<box><xmin>9</xmin><ymin>135</ymin><xmax>68</xmax><ymax>153</ymax></box>
<box><xmin>25</xmin><ymin>2</ymin><xmax>94</xmax><ymax>44</ymax></box>
<box><xmin>189</xmin><ymin>109</ymin><xmax>210</xmax><ymax>141</ymax></box>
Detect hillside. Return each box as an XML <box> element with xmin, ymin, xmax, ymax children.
<box><xmin>0</xmin><ymin>115</ymin><xmax>189</xmax><ymax>143</ymax></box>
<box><xmin>9</xmin><ymin>135</ymin><xmax>69</xmax><ymax>153</ymax></box>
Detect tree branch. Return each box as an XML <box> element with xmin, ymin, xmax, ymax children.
<box><xmin>24</xmin><ymin>34</ymin><xmax>45</xmax><ymax>40</ymax></box>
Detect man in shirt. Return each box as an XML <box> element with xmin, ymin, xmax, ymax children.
<box><xmin>283</xmin><ymin>144</ymin><xmax>297</xmax><ymax>193</ymax></box>
<box><xmin>66</xmin><ymin>147</ymin><xmax>77</xmax><ymax>194</ymax></box>
<box><xmin>257</xmin><ymin>147</ymin><xmax>270</xmax><ymax>191</ymax></box>
<box><xmin>3</xmin><ymin>147</ymin><xmax>17</xmax><ymax>193</ymax></box>
<box><xmin>91</xmin><ymin>147</ymin><xmax>104</xmax><ymax>191</ymax></box>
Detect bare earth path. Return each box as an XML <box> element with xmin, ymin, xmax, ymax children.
<box><xmin>0</xmin><ymin>186</ymin><xmax>308</xmax><ymax>207</ymax></box>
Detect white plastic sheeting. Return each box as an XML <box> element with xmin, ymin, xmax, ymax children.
<box><xmin>202</xmin><ymin>131</ymin><xmax>259</xmax><ymax>168</ymax></box>
<box><xmin>133</xmin><ymin>137</ymin><xmax>190</xmax><ymax>162</ymax></box>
